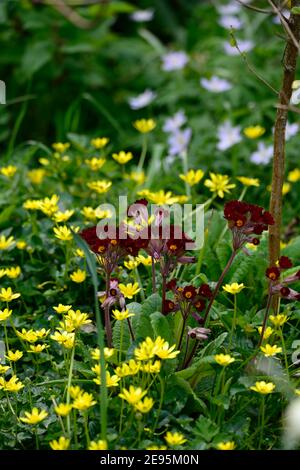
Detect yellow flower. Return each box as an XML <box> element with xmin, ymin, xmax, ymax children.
<box><xmin>27</xmin><ymin>344</ymin><xmax>49</xmax><ymax>353</ymax></box>
<box><xmin>119</xmin><ymin>282</ymin><xmax>140</xmax><ymax>299</ymax></box>
<box><xmin>72</xmin><ymin>392</ymin><xmax>96</xmax><ymax>411</ymax></box>
<box><xmin>64</xmin><ymin>309</ymin><xmax>91</xmax><ymax>329</ymax></box>
<box><xmin>0</xmin><ymin>308</ymin><xmax>12</xmax><ymax>322</ymax></box>
<box><xmin>244</xmin><ymin>126</ymin><xmax>265</xmax><ymax>139</ymax></box>
<box><xmin>112</xmin><ymin>309</ymin><xmax>135</xmax><ymax>321</ymax></box>
<box><xmin>39</xmin><ymin>158</ymin><xmax>50</xmax><ymax>166</ymax></box>
<box><xmin>52</xmin><ymin>142</ymin><xmax>70</xmax><ymax>153</ymax></box>
<box><xmin>53</xmin><ymin>210</ymin><xmax>74</xmax><ymax>224</ymax></box>
<box><xmin>143</xmin><ymin>189</ymin><xmax>182</xmax><ymax>205</ymax></box>
<box><xmin>53</xmin><ymin>225</ymin><xmax>73</xmax><ymax>242</ymax></box>
<box><xmin>54</xmin><ymin>403</ymin><xmax>73</xmax><ymax>417</ymax></box>
<box><xmin>0</xmin><ymin>165</ymin><xmax>17</xmax><ymax>178</ymax></box>
<box><xmin>137</xmin><ymin>255</ymin><xmax>152</xmax><ymax>266</ymax></box>
<box><xmin>119</xmin><ymin>386</ymin><xmax>147</xmax><ymax>404</ymax></box>
<box><xmin>35</xmin><ymin>328</ymin><xmax>50</xmax><ymax>339</ymax></box>
<box><xmin>222</xmin><ymin>283</ymin><xmax>245</xmax><ymax>294</ymax></box>
<box><xmin>17</xmin><ymin>240</ymin><xmax>27</xmax><ymax>250</ymax></box>
<box><xmin>236</xmin><ymin>176</ymin><xmax>260</xmax><ymax>187</ymax></box>
<box><xmin>70</xmin><ymin>269</ymin><xmax>86</xmax><ymax>283</ymax></box>
<box><xmin>179</xmin><ymin>169</ymin><xmax>204</xmax><ymax>186</ymax></box>
<box><xmin>124</xmin><ymin>258</ymin><xmax>140</xmax><ymax>270</ymax></box>
<box><xmin>91</xmin><ymin>137</ymin><xmax>109</xmax><ymax>149</ymax></box>
<box><xmin>115</xmin><ymin>359</ymin><xmax>140</xmax><ymax>377</ymax></box>
<box><xmin>204</xmin><ymin>173</ymin><xmax>236</xmax><ymax>198</ymax></box>
<box><xmin>5</xmin><ymin>266</ymin><xmax>21</xmax><ymax>279</ymax></box>
<box><xmin>140</xmin><ymin>360</ymin><xmax>161</xmax><ymax>374</ymax></box>
<box><xmin>0</xmin><ymin>375</ymin><xmax>24</xmax><ymax>392</ymax></box>
<box><xmin>133</xmin><ymin>119</ymin><xmax>156</xmax><ymax>133</ymax></box>
<box><xmin>75</xmin><ymin>248</ymin><xmax>85</xmax><ymax>258</ymax></box>
<box><xmin>5</xmin><ymin>350</ymin><xmax>23</xmax><ymax>362</ymax></box>
<box><xmin>155</xmin><ymin>342</ymin><xmax>180</xmax><ymax>360</ymax></box>
<box><xmin>250</xmin><ymin>381</ymin><xmax>275</xmax><ymax>394</ymax></box>
<box><xmin>288</xmin><ymin>168</ymin><xmax>300</xmax><ymax>183</ymax></box>
<box><xmin>283</xmin><ymin>182</ymin><xmax>291</xmax><ymax>195</ymax></box>
<box><xmin>53</xmin><ymin>304</ymin><xmax>72</xmax><ymax>314</ymax></box>
<box><xmin>23</xmin><ymin>199</ymin><xmax>41</xmax><ymax>211</ymax></box>
<box><xmin>217</xmin><ymin>441</ymin><xmax>236</xmax><ymax>450</ymax></box>
<box><xmin>146</xmin><ymin>445</ymin><xmax>167</xmax><ymax>450</ymax></box>
<box><xmin>257</xmin><ymin>326</ymin><xmax>273</xmax><ymax>340</ymax></box>
<box><xmin>27</xmin><ymin>169</ymin><xmax>46</xmax><ymax>184</ymax></box>
<box><xmin>88</xmin><ymin>440</ymin><xmax>108</xmax><ymax>450</ymax></box>
<box><xmin>20</xmin><ymin>407</ymin><xmax>48</xmax><ymax>425</ymax></box>
<box><xmin>91</xmin><ymin>347</ymin><xmax>115</xmax><ymax>361</ymax></box>
<box><xmin>17</xmin><ymin>328</ymin><xmax>38</xmax><ymax>343</ymax></box>
<box><xmin>134</xmin><ymin>397</ymin><xmax>154</xmax><ymax>413</ymax></box>
<box><xmin>38</xmin><ymin>194</ymin><xmax>59</xmax><ymax>217</ymax></box>
<box><xmin>295</xmin><ymin>389</ymin><xmax>300</xmax><ymax>396</ymax></box>
<box><xmin>93</xmin><ymin>370</ymin><xmax>120</xmax><ymax>387</ymax></box>
<box><xmin>269</xmin><ymin>314</ymin><xmax>288</xmax><ymax>328</ymax></box>
<box><xmin>0</xmin><ymin>364</ymin><xmax>10</xmax><ymax>374</ymax></box>
<box><xmin>260</xmin><ymin>344</ymin><xmax>282</xmax><ymax>357</ymax></box>
<box><xmin>0</xmin><ymin>287</ymin><xmax>20</xmax><ymax>302</ymax></box>
<box><xmin>69</xmin><ymin>386</ymin><xmax>82</xmax><ymax>399</ymax></box>
<box><xmin>214</xmin><ymin>354</ymin><xmax>235</xmax><ymax>366</ymax></box>
<box><xmin>125</xmin><ymin>170</ymin><xmax>146</xmax><ymax>185</ymax></box>
<box><xmin>112</xmin><ymin>151</ymin><xmax>133</xmax><ymax>165</ymax></box>
<box><xmin>87</xmin><ymin>180</ymin><xmax>112</xmax><ymax>194</ymax></box>
<box><xmin>51</xmin><ymin>330</ymin><xmax>75</xmax><ymax>349</ymax></box>
<box><xmin>134</xmin><ymin>337</ymin><xmax>179</xmax><ymax>361</ymax></box>
<box><xmin>164</xmin><ymin>431</ymin><xmax>187</xmax><ymax>446</ymax></box>
<box><xmin>85</xmin><ymin>157</ymin><xmax>106</xmax><ymax>171</ymax></box>
<box><xmin>0</xmin><ymin>235</ymin><xmax>15</xmax><ymax>251</ymax></box>
<box><xmin>50</xmin><ymin>436</ymin><xmax>70</xmax><ymax>450</ymax></box>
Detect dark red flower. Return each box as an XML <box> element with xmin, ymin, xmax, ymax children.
<box><xmin>182</xmin><ymin>285</ymin><xmax>197</xmax><ymax>300</ymax></box>
<box><xmin>198</xmin><ymin>283</ymin><xmax>213</xmax><ymax>299</ymax></box>
<box><xmin>280</xmin><ymin>287</ymin><xmax>290</xmax><ymax>297</ymax></box>
<box><xmin>193</xmin><ymin>298</ymin><xmax>206</xmax><ymax>312</ymax></box>
<box><xmin>279</xmin><ymin>256</ymin><xmax>293</xmax><ymax>269</ymax></box>
<box><xmin>266</xmin><ymin>266</ymin><xmax>280</xmax><ymax>281</ymax></box>
<box><xmin>163</xmin><ymin>299</ymin><xmax>176</xmax><ymax>314</ymax></box>
<box><xmin>166</xmin><ymin>279</ymin><xmax>177</xmax><ymax>291</ymax></box>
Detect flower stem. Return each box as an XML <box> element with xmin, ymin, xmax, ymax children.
<box><xmin>138</xmin><ymin>134</ymin><xmax>148</xmax><ymax>171</ymax></box>
<box><xmin>258</xmin><ymin>288</ymin><xmax>273</xmax><ymax>348</ymax></box>
<box><xmin>66</xmin><ymin>345</ymin><xmax>75</xmax><ymax>437</ymax></box>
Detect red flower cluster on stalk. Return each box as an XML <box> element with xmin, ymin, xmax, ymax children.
<box><xmin>165</xmin><ymin>279</ymin><xmax>212</xmax><ymax>320</ymax></box>
<box><xmin>265</xmin><ymin>256</ymin><xmax>300</xmax><ymax>300</ymax></box>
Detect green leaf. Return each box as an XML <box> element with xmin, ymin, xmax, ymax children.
<box><xmin>150</xmin><ymin>311</ymin><xmax>174</xmax><ymax>344</ymax></box>
<box><xmin>141</xmin><ymin>293</ymin><xmax>162</xmax><ymax>316</ymax></box>
<box><xmin>193</xmin><ymin>416</ymin><xmax>219</xmax><ymax>443</ymax></box>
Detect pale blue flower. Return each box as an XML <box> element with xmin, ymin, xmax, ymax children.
<box><xmin>201</xmin><ymin>76</ymin><xmax>232</xmax><ymax>93</ymax></box>
<box><xmin>223</xmin><ymin>39</ymin><xmax>254</xmax><ymax>56</ymax></box>
<box><xmin>162</xmin><ymin>51</ymin><xmax>189</xmax><ymax>71</ymax></box>
<box><xmin>219</xmin><ymin>15</ymin><xmax>243</xmax><ymax>29</ymax></box>
<box><xmin>128</xmin><ymin>89</ymin><xmax>156</xmax><ymax>110</ymax></box>
<box><xmin>273</xmin><ymin>9</ymin><xmax>289</xmax><ymax>24</ymax></box>
<box><xmin>286</xmin><ymin>122</ymin><xmax>299</xmax><ymax>140</ymax></box>
<box><xmin>168</xmin><ymin>128</ymin><xmax>192</xmax><ymax>155</ymax></box>
<box><xmin>250</xmin><ymin>142</ymin><xmax>273</xmax><ymax>165</ymax></box>
<box><xmin>130</xmin><ymin>9</ymin><xmax>154</xmax><ymax>22</ymax></box>
<box><xmin>217</xmin><ymin>121</ymin><xmax>242</xmax><ymax>151</ymax></box>
<box><xmin>218</xmin><ymin>2</ymin><xmax>241</xmax><ymax>15</ymax></box>
<box><xmin>163</xmin><ymin>111</ymin><xmax>187</xmax><ymax>133</ymax></box>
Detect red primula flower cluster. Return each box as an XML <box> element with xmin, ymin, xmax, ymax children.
<box><xmin>164</xmin><ymin>279</ymin><xmax>212</xmax><ymax>319</ymax></box>
<box><xmin>266</xmin><ymin>256</ymin><xmax>300</xmax><ymax>300</ymax></box>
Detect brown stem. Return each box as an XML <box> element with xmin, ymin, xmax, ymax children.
<box><xmin>258</xmin><ymin>288</ymin><xmax>273</xmax><ymax>348</ymax></box>
<box><xmin>151</xmin><ymin>258</ymin><xmax>157</xmax><ymax>294</ymax></box>
<box><xmin>104</xmin><ymin>271</ymin><xmax>112</xmax><ymax>347</ymax></box>
<box><xmin>161</xmin><ymin>273</ymin><xmax>167</xmax><ymax>314</ymax></box>
<box><xmin>269</xmin><ymin>3</ymin><xmax>300</xmax><ymax>270</ymax></box>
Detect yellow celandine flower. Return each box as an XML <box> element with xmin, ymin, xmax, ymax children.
<box><xmin>17</xmin><ymin>328</ymin><xmax>38</xmax><ymax>343</ymax></box>
<box><xmin>214</xmin><ymin>354</ymin><xmax>235</xmax><ymax>366</ymax></box>
<box><xmin>269</xmin><ymin>314</ymin><xmax>288</xmax><ymax>327</ymax></box>
<box><xmin>0</xmin><ymin>308</ymin><xmax>12</xmax><ymax>322</ymax></box>
<box><xmin>64</xmin><ymin>309</ymin><xmax>91</xmax><ymax>330</ymax></box>
<box><xmin>0</xmin><ymin>235</ymin><xmax>15</xmax><ymax>250</ymax></box>
<box><xmin>140</xmin><ymin>360</ymin><xmax>161</xmax><ymax>374</ymax></box>
<box><xmin>0</xmin><ymin>268</ymin><xmax>6</xmax><ymax>278</ymax></box>
<box><xmin>50</xmin><ymin>436</ymin><xmax>70</xmax><ymax>451</ymax></box>
<box><xmin>69</xmin><ymin>386</ymin><xmax>82</xmax><ymax>399</ymax></box>
<box><xmin>119</xmin><ymin>386</ymin><xmax>147</xmax><ymax>404</ymax></box>
<box><xmin>133</xmin><ymin>119</ymin><xmax>156</xmax><ymax>133</ymax></box>
<box><xmin>27</xmin><ymin>168</ymin><xmax>46</xmax><ymax>184</ymax></box>
<box><xmin>164</xmin><ymin>431</ymin><xmax>187</xmax><ymax>446</ymax></box>
<box><xmin>0</xmin><ymin>287</ymin><xmax>20</xmax><ymax>302</ymax></box>
<box><xmin>134</xmin><ymin>336</ymin><xmax>180</xmax><ymax>361</ymax></box>
<box><xmin>1</xmin><ymin>165</ymin><xmax>17</xmax><ymax>178</ymax></box>
<box><xmin>23</xmin><ymin>199</ymin><xmax>41</xmax><ymax>211</ymax></box>
<box><xmin>204</xmin><ymin>173</ymin><xmax>236</xmax><ymax>198</ymax></box>
<box><xmin>81</xmin><ymin>206</ymin><xmax>112</xmax><ymax>222</ymax></box>
<box><xmin>124</xmin><ymin>258</ymin><xmax>140</xmax><ymax>270</ymax></box>
<box><xmin>53</xmin><ymin>210</ymin><xmax>74</xmax><ymax>224</ymax></box>
<box><xmin>35</xmin><ymin>328</ymin><xmax>50</xmax><ymax>339</ymax></box>
<box><xmin>0</xmin><ymin>375</ymin><xmax>24</xmax><ymax>392</ymax></box>
<box><xmin>5</xmin><ymin>350</ymin><xmax>23</xmax><ymax>362</ymax></box>
<box><xmin>93</xmin><ymin>370</ymin><xmax>120</xmax><ymax>387</ymax></box>
<box><xmin>70</xmin><ymin>269</ymin><xmax>86</xmax><ymax>283</ymax></box>
<box><xmin>88</xmin><ymin>440</ymin><xmax>108</xmax><ymax>450</ymax></box>
<box><xmin>282</xmin><ymin>182</ymin><xmax>291</xmax><ymax>195</ymax></box>
<box><xmin>134</xmin><ymin>397</ymin><xmax>154</xmax><ymax>414</ymax></box>
<box><xmin>236</xmin><ymin>176</ymin><xmax>260</xmax><ymax>187</ymax></box>
<box><xmin>51</xmin><ymin>330</ymin><xmax>75</xmax><ymax>349</ymax></box>
<box><xmin>125</xmin><ymin>170</ymin><xmax>146</xmax><ymax>185</ymax></box>
<box><xmin>91</xmin><ymin>137</ymin><xmax>109</xmax><ymax>149</ymax></box>
<box><xmin>112</xmin><ymin>151</ymin><xmax>133</xmax><ymax>165</ymax></box>
<box><xmin>115</xmin><ymin>359</ymin><xmax>140</xmax><ymax>377</ymax></box>
<box><xmin>54</xmin><ymin>403</ymin><xmax>73</xmax><ymax>417</ymax></box>
<box><xmin>146</xmin><ymin>445</ymin><xmax>168</xmax><ymax>450</ymax></box>
<box><xmin>137</xmin><ymin>254</ymin><xmax>152</xmax><ymax>266</ymax></box>
<box><xmin>75</xmin><ymin>248</ymin><xmax>85</xmax><ymax>258</ymax></box>
<box><xmin>20</xmin><ymin>407</ymin><xmax>48</xmax><ymax>425</ymax></box>
<box><xmin>39</xmin><ymin>158</ymin><xmax>50</xmax><ymax>166</ymax></box>
<box><xmin>27</xmin><ymin>344</ymin><xmax>49</xmax><ymax>353</ymax></box>
<box><xmin>222</xmin><ymin>283</ymin><xmax>245</xmax><ymax>294</ymax></box>
<box><xmin>38</xmin><ymin>195</ymin><xmax>60</xmax><ymax>216</ymax></box>
<box><xmin>155</xmin><ymin>342</ymin><xmax>180</xmax><ymax>360</ymax></box>
<box><xmin>217</xmin><ymin>441</ymin><xmax>236</xmax><ymax>450</ymax></box>
<box><xmin>87</xmin><ymin>180</ymin><xmax>112</xmax><ymax>194</ymax></box>
<box><xmin>72</xmin><ymin>392</ymin><xmax>96</xmax><ymax>411</ymax></box>
<box><xmin>288</xmin><ymin>168</ymin><xmax>300</xmax><ymax>183</ymax></box>
<box><xmin>91</xmin><ymin>347</ymin><xmax>115</xmax><ymax>361</ymax></box>
<box><xmin>179</xmin><ymin>169</ymin><xmax>204</xmax><ymax>186</ymax></box>
<box><xmin>53</xmin><ymin>225</ymin><xmax>73</xmax><ymax>242</ymax></box>
<box><xmin>0</xmin><ymin>364</ymin><xmax>10</xmax><ymax>374</ymax></box>
<box><xmin>250</xmin><ymin>381</ymin><xmax>275</xmax><ymax>394</ymax></box>
<box><xmin>5</xmin><ymin>266</ymin><xmax>21</xmax><ymax>279</ymax></box>
<box><xmin>85</xmin><ymin>157</ymin><xmax>106</xmax><ymax>171</ymax></box>
<box><xmin>243</xmin><ymin>126</ymin><xmax>265</xmax><ymax>139</ymax></box>
<box><xmin>118</xmin><ymin>282</ymin><xmax>140</xmax><ymax>299</ymax></box>
<box><xmin>53</xmin><ymin>304</ymin><xmax>72</xmax><ymax>314</ymax></box>
<box><xmin>139</xmin><ymin>189</ymin><xmax>184</xmax><ymax>205</ymax></box>
<box><xmin>16</xmin><ymin>240</ymin><xmax>27</xmax><ymax>250</ymax></box>
<box><xmin>112</xmin><ymin>309</ymin><xmax>135</xmax><ymax>321</ymax></box>
<box><xmin>257</xmin><ymin>326</ymin><xmax>273</xmax><ymax>340</ymax></box>
<box><xmin>52</xmin><ymin>142</ymin><xmax>70</xmax><ymax>153</ymax></box>
<box><xmin>260</xmin><ymin>344</ymin><xmax>282</xmax><ymax>357</ymax></box>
